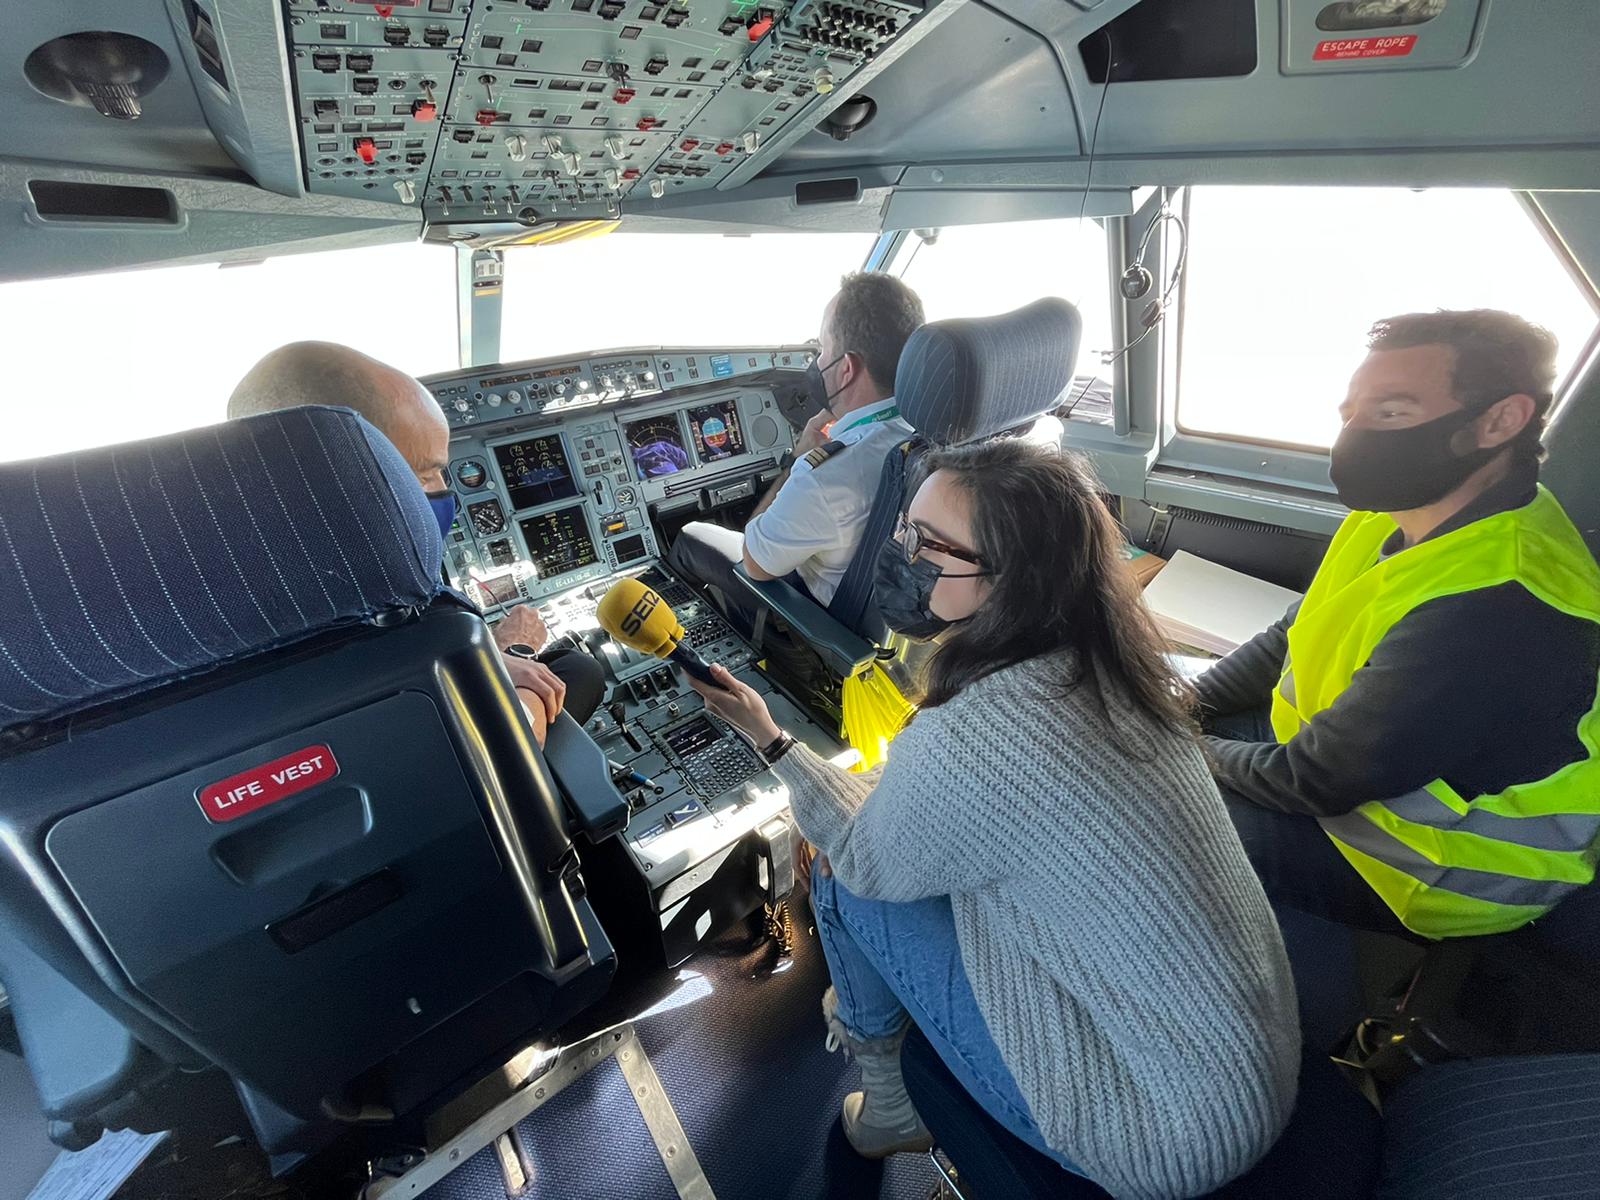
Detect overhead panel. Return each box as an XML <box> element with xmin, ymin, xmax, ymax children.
<box><xmin>286</xmin><ymin>2</ymin><xmax>469</xmax><ymax>207</ymax></box>
<box><xmin>284</xmin><ymin>0</ymin><xmax>928</xmax><ymax>224</ymax></box>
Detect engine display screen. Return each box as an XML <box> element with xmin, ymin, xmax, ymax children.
<box><xmin>494</xmin><ymin>435</ymin><xmax>579</xmax><ymax>510</ymax></box>
<box><xmin>624</xmin><ymin>414</ymin><xmax>691</xmax><ymax>479</ymax></box>
<box><xmin>687</xmin><ymin>400</ymin><xmax>746</xmax><ymax>463</ymax></box>
<box><xmin>518</xmin><ymin>506</ymin><xmax>600</xmax><ymax>580</ymax></box>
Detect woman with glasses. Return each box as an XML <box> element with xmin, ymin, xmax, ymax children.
<box><xmin>689</xmin><ymin>439</ymin><xmax>1299</xmax><ymax>1200</ymax></box>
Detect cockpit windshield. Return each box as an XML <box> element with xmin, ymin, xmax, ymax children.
<box><xmin>0</xmin><ymin>241</ymin><xmax>458</xmax><ymax>462</ymax></box>
<box><xmin>499</xmin><ymin>231</ymin><xmax>877</xmax><ymax>359</ymax></box>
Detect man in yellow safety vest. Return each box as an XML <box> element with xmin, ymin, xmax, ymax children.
<box><xmin>1198</xmin><ymin>309</ymin><xmax>1600</xmax><ymax>940</ymax></box>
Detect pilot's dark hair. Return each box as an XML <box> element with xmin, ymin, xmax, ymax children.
<box><xmin>1367</xmin><ymin>309</ymin><xmax>1559</xmax><ymax>465</ymax></box>
<box><xmin>910</xmin><ymin>439</ymin><xmax>1196</xmax><ymax>750</ymax></box>
<box><xmin>829</xmin><ymin>272</ymin><xmax>925</xmax><ymax>395</ymax></box>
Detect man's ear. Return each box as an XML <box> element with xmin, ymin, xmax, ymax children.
<box><xmin>1476</xmin><ymin>393</ymin><xmax>1538</xmax><ymax>449</ymax></box>
<box><xmin>837</xmin><ymin>349</ymin><xmax>862</xmax><ymax>391</ymax></box>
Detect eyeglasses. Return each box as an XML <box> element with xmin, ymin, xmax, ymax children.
<box><xmin>893</xmin><ymin>514</ymin><xmax>993</xmax><ymax>578</ymax></box>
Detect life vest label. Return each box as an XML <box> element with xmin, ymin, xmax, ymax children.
<box><xmin>1312</xmin><ymin>35</ymin><xmax>1418</xmax><ymax>61</ymax></box>
<box><xmin>196</xmin><ymin>745</ymin><xmax>339</xmax><ymax>823</ymax></box>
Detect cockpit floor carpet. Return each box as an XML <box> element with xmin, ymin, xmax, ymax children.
<box><xmin>420</xmin><ymin>904</ymin><xmax>934</xmax><ymax>1200</ymax></box>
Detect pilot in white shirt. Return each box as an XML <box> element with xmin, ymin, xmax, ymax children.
<box><xmin>667</xmin><ymin>272</ymin><xmax>925</xmax><ymax>628</ymax></box>
<box><xmin>744</xmin><ymin>397</ymin><xmax>913</xmax><ymax>604</ymax></box>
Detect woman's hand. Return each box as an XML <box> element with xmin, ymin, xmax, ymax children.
<box><xmin>688</xmin><ymin>664</ymin><xmax>782</xmax><ymax>747</ymax></box>
<box><xmin>794</xmin><ymin>840</ymin><xmax>830</xmax><ymax>889</ymax></box>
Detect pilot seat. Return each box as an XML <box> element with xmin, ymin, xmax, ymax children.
<box><xmin>732</xmin><ymin>296</ymin><xmax>1083</xmax><ymax>737</ymax></box>
<box><xmin>0</xmin><ymin>406</ymin><xmax>618</xmax><ymax>1170</ymax></box>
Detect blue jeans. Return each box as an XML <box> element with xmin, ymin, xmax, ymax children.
<box><xmin>810</xmin><ymin>871</ymin><xmax>1083</xmax><ymax>1174</ymax></box>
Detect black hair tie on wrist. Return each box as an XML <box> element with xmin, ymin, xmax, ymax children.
<box><xmin>760</xmin><ymin>731</ymin><xmax>796</xmax><ymax>764</ymax></box>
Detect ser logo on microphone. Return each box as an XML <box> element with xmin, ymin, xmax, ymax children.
<box><xmin>622</xmin><ymin>589</ymin><xmax>659</xmax><ymax>637</ymax></box>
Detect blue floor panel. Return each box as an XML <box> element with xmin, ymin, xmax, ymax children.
<box><xmin>422</xmin><ymin>1057</ymin><xmax>676</xmax><ymax>1200</ymax></box>
<box><xmin>421</xmin><ymin>912</ymin><xmax>932</xmax><ymax>1200</ymax></box>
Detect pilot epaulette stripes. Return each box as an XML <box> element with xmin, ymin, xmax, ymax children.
<box><xmin>801</xmin><ymin>439</ymin><xmax>847</xmax><ymax>470</ymax></box>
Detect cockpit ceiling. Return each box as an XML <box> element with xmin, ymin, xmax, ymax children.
<box><xmin>2</xmin><ymin>0</ymin><xmax>1599</xmax><ymax>280</ymax></box>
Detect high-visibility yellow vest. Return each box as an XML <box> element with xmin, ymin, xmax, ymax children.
<box><xmin>1271</xmin><ymin>485</ymin><xmax>1600</xmax><ymax>939</ymax></box>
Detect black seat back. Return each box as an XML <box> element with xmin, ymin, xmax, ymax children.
<box><xmin>0</xmin><ymin>408</ymin><xmax>613</xmax><ymax>1156</ymax></box>
<box><xmin>826</xmin><ymin>297</ymin><xmax>1082</xmax><ymax>635</ymax></box>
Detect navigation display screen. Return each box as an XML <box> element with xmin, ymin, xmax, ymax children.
<box><xmin>518</xmin><ymin>506</ymin><xmax>599</xmax><ymax>581</ymax></box>
<box><xmin>624</xmin><ymin>414</ymin><xmax>691</xmax><ymax>479</ymax></box>
<box><xmin>687</xmin><ymin>400</ymin><xmax>746</xmax><ymax>463</ymax></box>
<box><xmin>494</xmin><ymin>435</ymin><xmax>579</xmax><ymax>510</ymax></box>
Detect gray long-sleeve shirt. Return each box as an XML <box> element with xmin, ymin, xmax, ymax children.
<box><xmin>775</xmin><ymin>651</ymin><xmax>1300</xmax><ymax>1200</ymax></box>
<box><xmin>1198</xmin><ymin>471</ymin><xmax>1600</xmax><ymax>816</ymax></box>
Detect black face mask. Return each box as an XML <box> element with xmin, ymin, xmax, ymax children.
<box><xmin>802</xmin><ymin>354</ymin><xmax>846</xmax><ymax>421</ymax></box>
<box><xmin>874</xmin><ymin>541</ymin><xmax>955</xmax><ymax>641</ymax></box>
<box><xmin>1329</xmin><ymin>407</ymin><xmax>1502</xmax><ymax>513</ymax></box>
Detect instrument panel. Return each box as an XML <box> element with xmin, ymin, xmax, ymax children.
<box><xmin>423</xmin><ymin>345</ymin><xmax>808</xmax><ymax>610</ymax></box>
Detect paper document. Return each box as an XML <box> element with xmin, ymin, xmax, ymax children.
<box><xmin>1140</xmin><ymin>550</ymin><xmax>1301</xmax><ymax>657</ymax></box>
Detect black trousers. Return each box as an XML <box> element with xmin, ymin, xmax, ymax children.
<box><xmin>540</xmin><ymin>645</ymin><xmax>605</xmax><ymax>727</ymax></box>
<box><xmin>1209</xmin><ymin>707</ymin><xmax>1413</xmax><ymax>940</ymax></box>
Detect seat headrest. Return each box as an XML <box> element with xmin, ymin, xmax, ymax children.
<box><xmin>0</xmin><ymin>406</ymin><xmax>444</xmax><ymax>734</ymax></box>
<box><xmin>894</xmin><ymin>297</ymin><xmax>1083</xmax><ymax>445</ymax></box>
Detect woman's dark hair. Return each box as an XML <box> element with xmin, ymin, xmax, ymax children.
<box><xmin>912</xmin><ymin>439</ymin><xmax>1196</xmax><ymax>746</ymax></box>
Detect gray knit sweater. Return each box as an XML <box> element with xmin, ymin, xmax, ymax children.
<box><xmin>773</xmin><ymin>651</ymin><xmax>1300</xmax><ymax>1200</ymax></box>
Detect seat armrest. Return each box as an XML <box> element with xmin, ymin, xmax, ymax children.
<box><xmin>730</xmin><ymin>567</ymin><xmax>877</xmax><ymax>677</ymax></box>
<box><xmin>541</xmin><ymin>713</ymin><xmax>629</xmax><ymax>843</ymax></box>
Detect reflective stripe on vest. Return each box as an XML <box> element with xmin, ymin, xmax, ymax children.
<box><xmin>1271</xmin><ymin>485</ymin><xmax>1600</xmax><ymax>939</ymax></box>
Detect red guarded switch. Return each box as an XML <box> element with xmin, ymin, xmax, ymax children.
<box><xmin>714</xmin><ymin>141</ymin><xmax>734</xmax><ymax>155</ymax></box>
<box><xmin>355</xmin><ymin>138</ymin><xmax>378</xmax><ymax>164</ymax></box>
<box><xmin>411</xmin><ymin>99</ymin><xmax>437</xmax><ymax>121</ymax></box>
<box><xmin>622</xmin><ymin>167</ymin><xmax>640</xmax><ymax>180</ymax></box>
<box><xmin>747</xmin><ymin>15</ymin><xmax>773</xmax><ymax>39</ymax></box>
<box><xmin>636</xmin><ymin>116</ymin><xmax>663</xmax><ymax>131</ymax></box>
<box><xmin>679</xmin><ymin>138</ymin><xmax>699</xmax><ymax>151</ymax></box>
<box><xmin>614</xmin><ymin>87</ymin><xmax>636</xmax><ymax>103</ymax></box>
<box><xmin>475</xmin><ymin>109</ymin><xmax>502</xmax><ymax>126</ymax></box>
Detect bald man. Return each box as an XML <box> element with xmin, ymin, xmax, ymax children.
<box><xmin>228</xmin><ymin>341</ymin><xmax>604</xmax><ymax>746</ymax></box>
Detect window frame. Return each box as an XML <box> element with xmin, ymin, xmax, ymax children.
<box><xmin>1164</xmin><ymin>187</ymin><xmax>1600</xmax><ymax>459</ymax></box>
<box><xmin>1147</xmin><ymin>185</ymin><xmax>1600</xmax><ymax>531</ymax></box>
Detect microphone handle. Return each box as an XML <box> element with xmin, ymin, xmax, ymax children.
<box><xmin>668</xmin><ymin>644</ymin><xmax>720</xmax><ymax>686</ymax></box>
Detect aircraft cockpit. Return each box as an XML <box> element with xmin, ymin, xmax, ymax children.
<box><xmin>4</xmin><ymin>1</ymin><xmax>1600</xmax><ymax>1198</ymax></box>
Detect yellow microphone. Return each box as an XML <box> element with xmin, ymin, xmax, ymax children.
<box><xmin>595</xmin><ymin>577</ymin><xmax>720</xmax><ymax>685</ymax></box>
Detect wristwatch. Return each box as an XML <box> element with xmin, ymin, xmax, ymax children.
<box><xmin>503</xmin><ymin>642</ymin><xmax>540</xmax><ymax>659</ymax></box>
